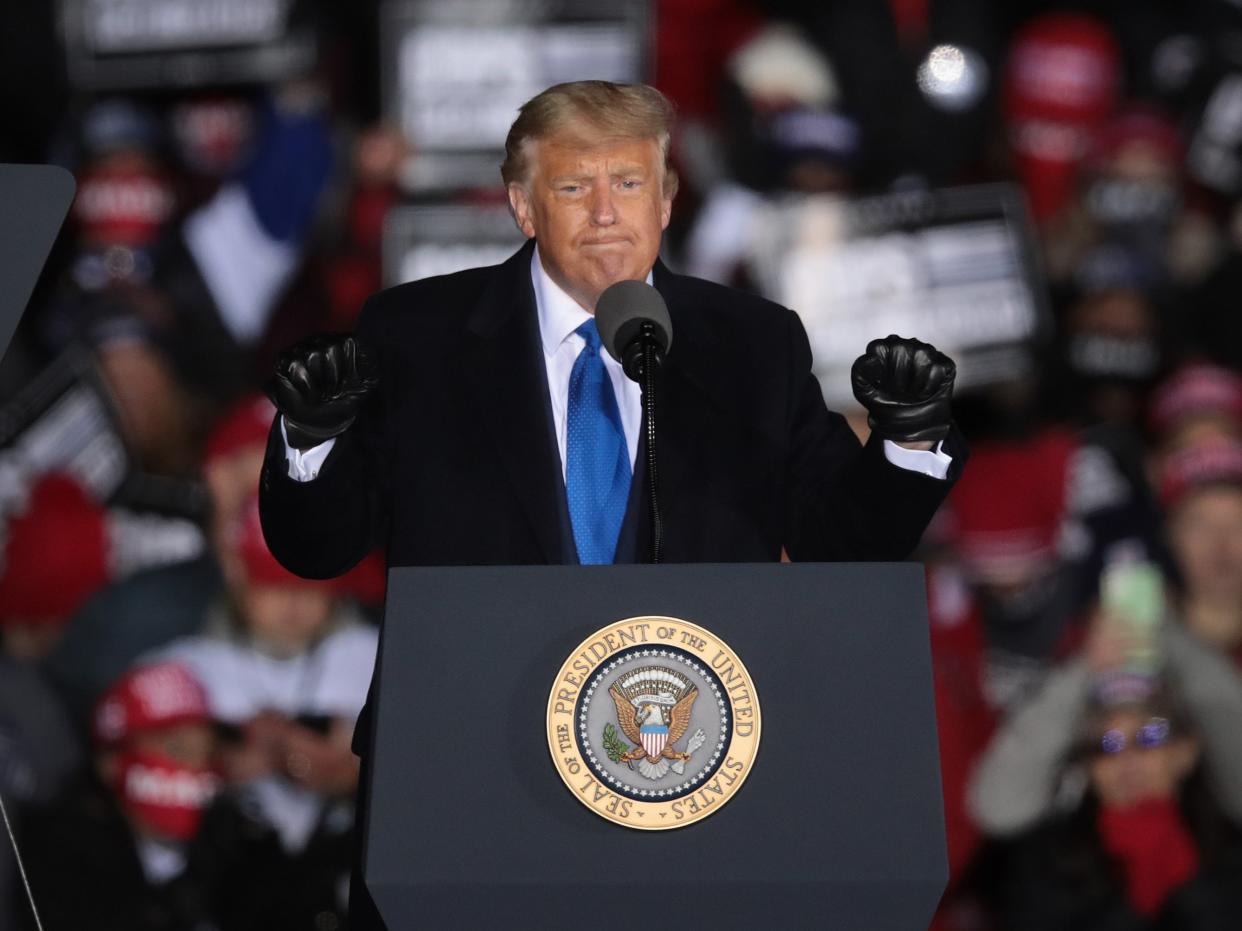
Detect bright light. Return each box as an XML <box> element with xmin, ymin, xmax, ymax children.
<box><xmin>917</xmin><ymin>44</ymin><xmax>987</xmax><ymax>113</ymax></box>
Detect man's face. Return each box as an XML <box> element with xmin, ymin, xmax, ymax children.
<box><xmin>508</xmin><ymin>128</ymin><xmax>672</xmax><ymax>311</ymax></box>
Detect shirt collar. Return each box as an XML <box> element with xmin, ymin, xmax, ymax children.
<box><xmin>530</xmin><ymin>244</ymin><xmax>655</xmax><ymax>356</ymax></box>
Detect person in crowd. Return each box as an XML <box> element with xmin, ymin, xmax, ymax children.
<box><xmin>1000</xmin><ymin>12</ymin><xmax>1122</xmax><ymax>230</ymax></box>
<box><xmin>0</xmin><ymin>473</ymin><xmax>144</xmax><ymax>926</ymax></box>
<box><xmin>43</xmin><ymin>396</ymin><xmax>273</xmax><ymax>722</ymax></box>
<box><xmin>1160</xmin><ymin>439</ymin><xmax>1242</xmax><ymax>662</ymax></box>
<box><xmin>177</xmin><ymin>80</ymin><xmax>334</xmax><ymax>370</ymax></box>
<box><xmin>1051</xmin><ymin>244</ymin><xmax>1167</xmax><ymax>436</ymax></box>
<box><xmin>683</xmin><ymin>22</ymin><xmax>864</xmax><ymax>287</ymax></box>
<box><xmin>46</xmin><ymin>394</ymin><xmax>383</xmax><ymax>726</ymax></box>
<box><xmin>17</xmin><ymin>661</ymin><xmax>220</xmax><ymax>931</ymax></box>
<box><xmin>0</xmin><ymin>472</ymin><xmax>113</xmax><ymax>663</ymax></box>
<box><xmin>945</xmin><ymin>429</ymin><xmax>1086</xmax><ymax>712</ymax></box>
<box><xmin>168</xmin><ymin>93</ymin><xmax>257</xmax><ymax>210</ymax></box>
<box><xmin>968</xmin><ymin>439</ymin><xmax>1242</xmax><ymax>837</ymax></box>
<box><xmin>57</xmin><ymin>98</ymin><xmax>180</xmax><ymax>294</ymax></box>
<box><xmin>285</xmin><ymin>122</ymin><xmax>409</xmax><ymax>345</ymax></box>
<box><xmin>1037</xmin><ymin>244</ymin><xmax>1176</xmax><ymax>572</ymax></box>
<box><xmin>154</xmin><ymin>493</ymin><xmax>375</xmax><ymax>930</ymax></box>
<box><xmin>1042</xmin><ymin>104</ymin><xmax>1206</xmax><ymax>288</ymax></box>
<box><xmin>995</xmin><ymin>685</ymin><xmax>1242</xmax><ymax>929</ymax></box>
<box><xmin>32</xmin><ymin>83</ymin><xmax>334</xmax><ymax>434</ymax></box>
<box><xmin>1147</xmin><ymin>361</ymin><xmax>1242</xmax><ymax>463</ymax></box>
<box><xmin>0</xmin><ymin>470</ymin><xmax>200</xmax><ymax>662</ymax></box>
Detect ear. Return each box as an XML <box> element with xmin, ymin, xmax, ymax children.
<box><xmin>507</xmin><ymin>183</ymin><xmax>537</xmax><ymax>239</ymax></box>
<box><xmin>659</xmin><ymin>167</ymin><xmax>678</xmax><ymax>232</ymax></box>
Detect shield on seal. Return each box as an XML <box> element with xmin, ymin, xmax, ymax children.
<box><xmin>640</xmin><ymin>724</ymin><xmax>668</xmax><ymax>759</ymax></box>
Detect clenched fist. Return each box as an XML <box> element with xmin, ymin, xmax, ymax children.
<box><xmin>272</xmin><ymin>334</ymin><xmax>378</xmax><ymax>450</ymax></box>
<box><xmin>851</xmin><ymin>335</ymin><xmax>956</xmax><ymax>444</ymax></box>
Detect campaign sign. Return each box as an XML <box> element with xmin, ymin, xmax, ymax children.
<box><xmin>383</xmin><ymin>201</ymin><xmax>526</xmax><ymax>286</ymax></box>
<box><xmin>60</xmin><ymin>0</ymin><xmax>319</xmax><ymax>90</ymax></box>
<box><xmin>0</xmin><ymin>348</ymin><xmax>131</xmax><ymax>510</ymax></box>
<box><xmin>0</xmin><ymin>348</ymin><xmax>208</xmax><ymax>522</ymax></box>
<box><xmin>747</xmin><ymin>183</ymin><xmax>1050</xmax><ymax>406</ymax></box>
<box><xmin>380</xmin><ymin>0</ymin><xmax>649</xmax><ymax>192</ymax></box>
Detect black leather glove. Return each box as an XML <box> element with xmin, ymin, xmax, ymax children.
<box><xmin>272</xmin><ymin>334</ymin><xmax>378</xmax><ymax>450</ymax></box>
<box><xmin>851</xmin><ymin>335</ymin><xmax>956</xmax><ymax>444</ymax></box>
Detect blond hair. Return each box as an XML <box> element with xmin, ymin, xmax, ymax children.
<box><xmin>501</xmin><ymin>80</ymin><xmax>678</xmax><ymax>197</ymax></box>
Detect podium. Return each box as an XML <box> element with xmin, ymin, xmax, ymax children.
<box><xmin>0</xmin><ymin>164</ymin><xmax>75</xmax><ymax>358</ymax></box>
<box><xmin>362</xmin><ymin>563</ymin><xmax>946</xmax><ymax>930</ymax></box>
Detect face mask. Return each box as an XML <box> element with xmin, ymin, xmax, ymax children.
<box><xmin>113</xmin><ymin>748</ymin><xmax>220</xmax><ymax>841</ymax></box>
<box><xmin>1068</xmin><ymin>333</ymin><xmax>1159</xmax><ymax>381</ymax></box>
<box><xmin>978</xmin><ymin>570</ymin><xmax>1074</xmax><ymax>657</ymax></box>
<box><xmin>1083</xmin><ymin>177</ymin><xmax>1179</xmax><ymax>230</ymax></box>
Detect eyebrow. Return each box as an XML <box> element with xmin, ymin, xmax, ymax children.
<box><xmin>548</xmin><ymin>165</ymin><xmax>650</xmax><ymax>184</ymax></box>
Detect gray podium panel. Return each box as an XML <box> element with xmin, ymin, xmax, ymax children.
<box><xmin>366</xmin><ymin>563</ymin><xmax>946</xmax><ymax>929</ymax></box>
<box><xmin>0</xmin><ymin>164</ymin><xmax>75</xmax><ymax>359</ymax></box>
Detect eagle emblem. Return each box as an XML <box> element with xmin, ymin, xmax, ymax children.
<box><xmin>608</xmin><ymin>666</ymin><xmax>704</xmax><ymax>780</ymax></box>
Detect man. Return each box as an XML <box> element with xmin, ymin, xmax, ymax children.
<box><xmin>259</xmin><ymin>81</ymin><xmax>966</xmax><ymax>927</ymax></box>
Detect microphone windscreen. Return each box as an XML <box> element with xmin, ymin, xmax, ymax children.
<box><xmin>595</xmin><ymin>280</ymin><xmax>673</xmax><ymax>365</ymax></box>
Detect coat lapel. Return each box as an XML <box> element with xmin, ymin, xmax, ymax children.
<box><xmin>459</xmin><ymin>240</ymin><xmax>566</xmax><ymax>564</ymax></box>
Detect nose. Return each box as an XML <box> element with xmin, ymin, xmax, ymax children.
<box><xmin>589</xmin><ymin>183</ymin><xmax>616</xmax><ymax>226</ymax></box>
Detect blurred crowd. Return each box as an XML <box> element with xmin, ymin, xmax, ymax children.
<box><xmin>4</xmin><ymin>1</ymin><xmax>1242</xmax><ymax>929</ymax></box>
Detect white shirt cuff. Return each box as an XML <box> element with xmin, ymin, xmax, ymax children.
<box><xmin>280</xmin><ymin>418</ymin><xmax>336</xmax><ymax>482</ymax></box>
<box><xmin>882</xmin><ymin>439</ymin><xmax>952</xmax><ymax>480</ymax></box>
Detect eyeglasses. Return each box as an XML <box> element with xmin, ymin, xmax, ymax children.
<box><xmin>1092</xmin><ymin>717</ymin><xmax>1172</xmax><ymax>755</ymax></box>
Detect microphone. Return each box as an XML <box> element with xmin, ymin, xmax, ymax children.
<box><xmin>595</xmin><ymin>280</ymin><xmax>672</xmax><ymax>381</ymax></box>
<box><xmin>595</xmin><ymin>279</ymin><xmax>671</xmax><ymax>564</ymax></box>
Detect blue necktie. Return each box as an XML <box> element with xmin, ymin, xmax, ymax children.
<box><xmin>566</xmin><ymin>319</ymin><xmax>632</xmax><ymax>564</ymax></box>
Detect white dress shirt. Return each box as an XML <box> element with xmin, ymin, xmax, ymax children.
<box><xmin>532</xmin><ymin>247</ymin><xmax>642</xmax><ymax>478</ymax></box>
<box><xmin>282</xmin><ymin>249</ymin><xmax>952</xmax><ymax>481</ymax></box>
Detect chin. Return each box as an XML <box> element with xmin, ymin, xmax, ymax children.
<box><xmin>582</xmin><ymin>257</ymin><xmax>633</xmax><ymax>285</ymax></box>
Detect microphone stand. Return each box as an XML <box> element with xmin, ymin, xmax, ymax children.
<box><xmin>1</xmin><ymin>788</ymin><xmax>44</xmax><ymax>930</ymax></box>
<box><xmin>629</xmin><ymin>322</ymin><xmax>664</xmax><ymax>564</ymax></box>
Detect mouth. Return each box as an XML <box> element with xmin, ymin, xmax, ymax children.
<box><xmin>580</xmin><ymin>238</ymin><xmax>630</xmax><ymax>246</ymax></box>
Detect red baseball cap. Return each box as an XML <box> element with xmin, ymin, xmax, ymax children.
<box><xmin>1159</xmin><ymin>439</ymin><xmax>1242</xmax><ymax>510</ymax></box>
<box><xmin>0</xmin><ymin>473</ymin><xmax>110</xmax><ymax>624</ymax></box>
<box><xmin>1149</xmin><ymin>363</ymin><xmax>1242</xmax><ymax>439</ymax></box>
<box><xmin>93</xmin><ymin>661</ymin><xmax>211</xmax><ymax>747</ymax></box>
<box><xmin>948</xmin><ymin>431</ymin><xmax>1076</xmax><ymax>584</ymax></box>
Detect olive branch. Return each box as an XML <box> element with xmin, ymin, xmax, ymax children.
<box><xmin>602</xmin><ymin>723</ymin><xmax>630</xmax><ymax>763</ymax></box>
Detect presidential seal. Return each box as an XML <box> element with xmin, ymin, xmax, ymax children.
<box><xmin>546</xmin><ymin>616</ymin><xmax>761</xmax><ymax>830</ymax></box>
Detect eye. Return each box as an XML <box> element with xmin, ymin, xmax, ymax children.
<box><xmin>559</xmin><ymin>184</ymin><xmax>582</xmax><ymax>194</ymax></box>
<box><xmin>619</xmin><ymin>179</ymin><xmax>641</xmax><ymax>190</ymax></box>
